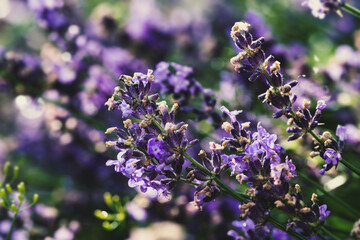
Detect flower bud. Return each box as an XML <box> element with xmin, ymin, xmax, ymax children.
<box><xmin>17</xmin><ymin>193</ymin><xmax>24</xmax><ymax>202</ymax></box>
<box><xmin>0</xmin><ymin>188</ymin><xmax>6</xmax><ymax>198</ymax></box>
<box><xmin>13</xmin><ymin>166</ymin><xmax>19</xmax><ymax>180</ymax></box>
<box><xmin>33</xmin><ymin>193</ymin><xmax>39</xmax><ymax>204</ymax></box>
<box><xmin>0</xmin><ymin>199</ymin><xmax>5</xmax><ymax>208</ymax></box>
<box><xmin>5</xmin><ymin>184</ymin><xmax>12</xmax><ymax>194</ymax></box>
<box><xmin>17</xmin><ymin>182</ymin><xmax>25</xmax><ymax>193</ymax></box>
<box><xmin>3</xmin><ymin>162</ymin><xmax>10</xmax><ymax>176</ymax></box>
<box><xmin>10</xmin><ymin>203</ymin><xmax>17</xmax><ymax>212</ymax></box>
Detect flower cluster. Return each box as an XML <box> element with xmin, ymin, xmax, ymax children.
<box><xmin>105</xmin><ymin>70</ymin><xmax>330</xmax><ymax>238</ymax></box>
<box><xmin>105</xmin><ymin>70</ymin><xmax>198</xmax><ymax>197</ymax></box>
<box><xmin>230</xmin><ymin>21</ymin><xmax>345</xmax><ymax>174</ymax></box>
<box><xmin>218</xmin><ymin>107</ymin><xmax>329</xmax><ymax>236</ymax></box>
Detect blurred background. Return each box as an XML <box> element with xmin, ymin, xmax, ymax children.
<box><xmin>0</xmin><ymin>0</ymin><xmax>360</xmax><ymax>239</ymax></box>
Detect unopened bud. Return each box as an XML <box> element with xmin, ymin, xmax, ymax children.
<box><xmin>104</xmin><ymin>192</ymin><xmax>112</xmax><ymax>206</ymax></box>
<box><xmin>33</xmin><ymin>193</ymin><xmax>39</xmax><ymax>204</ymax></box>
<box><xmin>17</xmin><ymin>193</ymin><xmax>24</xmax><ymax>202</ymax></box>
<box><xmin>5</xmin><ymin>184</ymin><xmax>12</xmax><ymax>194</ymax></box>
<box><xmin>3</xmin><ymin>162</ymin><xmax>10</xmax><ymax>175</ymax></box>
<box><xmin>0</xmin><ymin>188</ymin><xmax>6</xmax><ymax>198</ymax></box>
<box><xmin>17</xmin><ymin>182</ymin><xmax>25</xmax><ymax>193</ymax></box>
<box><xmin>13</xmin><ymin>166</ymin><xmax>19</xmax><ymax>180</ymax></box>
<box><xmin>0</xmin><ymin>199</ymin><xmax>5</xmax><ymax>208</ymax></box>
<box><xmin>112</xmin><ymin>195</ymin><xmax>120</xmax><ymax>202</ymax></box>
<box><xmin>10</xmin><ymin>203</ymin><xmax>17</xmax><ymax>212</ymax></box>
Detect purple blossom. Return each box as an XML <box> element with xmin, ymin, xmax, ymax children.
<box><xmin>336</xmin><ymin>125</ymin><xmax>347</xmax><ymax>142</ymax></box>
<box><xmin>220</xmin><ymin>106</ymin><xmax>242</xmax><ymax>123</ymax></box>
<box><xmin>120</xmin><ymin>101</ymin><xmax>134</xmax><ymax>117</ymax></box>
<box><xmin>316</xmin><ymin>100</ymin><xmax>327</xmax><ymax>111</ymax></box>
<box><xmin>168</xmin><ymin>75</ymin><xmax>190</xmax><ymax>93</ymax></box>
<box><xmin>249</xmin><ymin>123</ymin><xmax>282</xmax><ymax>161</ymax></box>
<box><xmin>319</xmin><ymin>204</ymin><xmax>331</xmax><ymax>222</ymax></box>
<box><xmin>270</xmin><ymin>157</ymin><xmax>297</xmax><ymax>185</ymax></box>
<box><xmin>147</xmin><ymin>138</ymin><xmax>172</xmax><ymax>164</ymax></box>
<box><xmin>323</xmin><ymin>148</ymin><xmax>341</xmax><ymax>165</ymax></box>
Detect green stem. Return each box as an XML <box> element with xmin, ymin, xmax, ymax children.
<box><xmin>342</xmin><ymin>3</ymin><xmax>360</xmax><ymax>19</ymax></box>
<box><xmin>340</xmin><ymin>159</ymin><xmax>360</xmax><ymax>176</ymax></box>
<box><xmin>298</xmin><ymin>172</ymin><xmax>359</xmax><ymax>220</ymax></box>
<box><xmin>262</xmin><ymin>69</ymin><xmax>281</xmax><ymax>95</ymax></box>
<box><xmin>151</xmin><ymin>118</ymin><xmax>167</xmax><ymax>135</ymax></box>
<box><xmin>179</xmin><ymin>178</ymin><xmax>199</xmax><ymax>186</ymax></box>
<box><xmin>308</xmin><ymin>129</ymin><xmax>324</xmax><ymax>145</ymax></box>
<box><xmin>6</xmin><ymin>212</ymin><xmax>18</xmax><ymax>240</ymax></box>
<box><xmin>6</xmin><ymin>199</ymin><xmax>23</xmax><ymax>240</ymax></box>
<box><xmin>321</xmin><ymin>226</ymin><xmax>342</xmax><ymax>240</ymax></box>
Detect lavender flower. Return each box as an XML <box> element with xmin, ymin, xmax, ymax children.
<box><xmin>217</xmin><ymin>106</ymin><xmax>329</xmax><ymax>236</ymax></box>
<box><xmin>230</xmin><ymin>21</ymin><xmax>345</xmax><ymax>175</ymax></box>
<box><xmin>105</xmin><ymin>70</ymin><xmax>198</xmax><ymax>197</ymax></box>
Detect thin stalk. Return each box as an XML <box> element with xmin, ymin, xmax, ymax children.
<box><xmin>298</xmin><ymin>171</ymin><xmax>359</xmax><ymax>220</ymax></box>
<box><xmin>262</xmin><ymin>69</ymin><xmax>281</xmax><ymax>95</ymax></box>
<box><xmin>151</xmin><ymin>118</ymin><xmax>167</xmax><ymax>135</ymax></box>
<box><xmin>179</xmin><ymin>178</ymin><xmax>199</xmax><ymax>186</ymax></box>
<box><xmin>307</xmin><ymin>129</ymin><xmax>324</xmax><ymax>145</ymax></box>
<box><xmin>6</xmin><ymin>212</ymin><xmax>18</xmax><ymax>240</ymax></box>
<box><xmin>6</xmin><ymin>199</ymin><xmax>23</xmax><ymax>240</ymax></box>
<box><xmin>342</xmin><ymin>3</ymin><xmax>360</xmax><ymax>19</ymax></box>
<box><xmin>340</xmin><ymin>159</ymin><xmax>360</xmax><ymax>176</ymax></box>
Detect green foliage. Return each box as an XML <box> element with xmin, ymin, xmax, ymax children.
<box><xmin>0</xmin><ymin>162</ymin><xmax>38</xmax><ymax>240</ymax></box>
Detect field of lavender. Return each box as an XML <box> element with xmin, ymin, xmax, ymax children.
<box><xmin>0</xmin><ymin>0</ymin><xmax>360</xmax><ymax>239</ymax></box>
